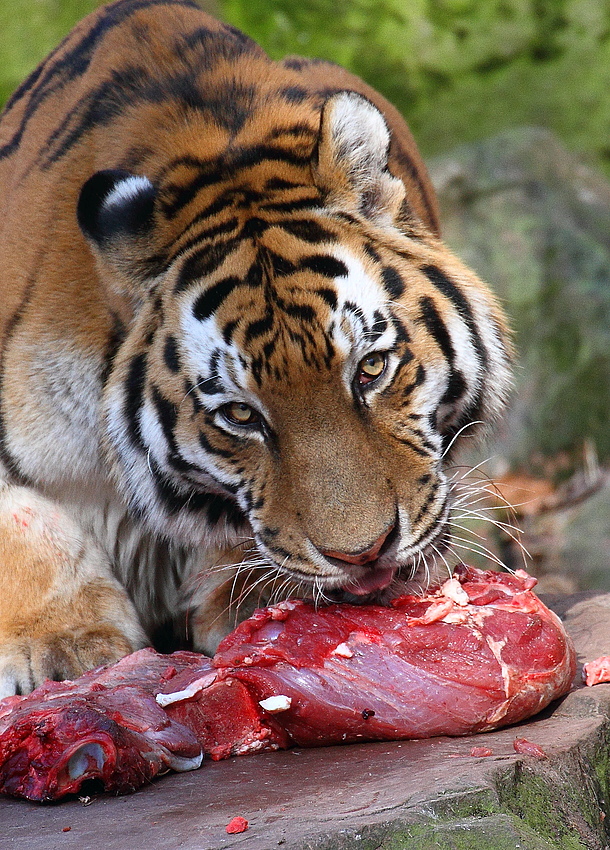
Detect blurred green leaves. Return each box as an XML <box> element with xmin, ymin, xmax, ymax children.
<box><xmin>0</xmin><ymin>0</ymin><xmax>101</xmax><ymax>105</ymax></box>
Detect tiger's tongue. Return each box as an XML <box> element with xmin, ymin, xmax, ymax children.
<box><xmin>342</xmin><ymin>566</ymin><xmax>395</xmax><ymax>596</ymax></box>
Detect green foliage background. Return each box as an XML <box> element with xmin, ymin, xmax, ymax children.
<box><xmin>2</xmin><ymin>0</ymin><xmax>610</xmax><ymax>173</ymax></box>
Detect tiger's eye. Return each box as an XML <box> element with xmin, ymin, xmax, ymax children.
<box><xmin>223</xmin><ymin>402</ymin><xmax>258</xmax><ymax>426</ymax></box>
<box><xmin>358</xmin><ymin>352</ymin><xmax>387</xmax><ymax>385</ymax></box>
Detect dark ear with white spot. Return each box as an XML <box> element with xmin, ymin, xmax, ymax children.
<box><xmin>313</xmin><ymin>92</ymin><xmax>406</xmax><ymax>227</ymax></box>
<box><xmin>78</xmin><ymin>169</ymin><xmax>156</xmax><ymax>245</ymax></box>
<box><xmin>78</xmin><ymin>169</ymin><xmax>157</xmax><ymax>288</ymax></box>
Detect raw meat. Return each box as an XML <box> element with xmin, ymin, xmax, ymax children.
<box><xmin>225</xmin><ymin>816</ymin><xmax>249</xmax><ymax>834</ymax></box>
<box><xmin>0</xmin><ymin>566</ymin><xmax>576</xmax><ymax>801</ymax></box>
<box><xmin>0</xmin><ymin>651</ymin><xmax>208</xmax><ymax>800</ymax></box>
<box><xmin>583</xmin><ymin>656</ymin><xmax>610</xmax><ymax>686</ymax></box>
<box><xmin>211</xmin><ymin>565</ymin><xmax>575</xmax><ymax>745</ymax></box>
<box><xmin>0</xmin><ymin>650</ymin><xmax>286</xmax><ymax>801</ymax></box>
<box><xmin>470</xmin><ymin>746</ymin><xmax>493</xmax><ymax>757</ymax></box>
<box><xmin>513</xmin><ymin>737</ymin><xmax>547</xmax><ymax>758</ymax></box>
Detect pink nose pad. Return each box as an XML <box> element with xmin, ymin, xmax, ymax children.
<box><xmin>320</xmin><ymin>523</ymin><xmax>394</xmax><ymax>567</ymax></box>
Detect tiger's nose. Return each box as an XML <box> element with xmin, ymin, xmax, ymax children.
<box><xmin>320</xmin><ymin>523</ymin><xmax>394</xmax><ymax>566</ymax></box>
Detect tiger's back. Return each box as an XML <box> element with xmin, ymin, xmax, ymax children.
<box><xmin>0</xmin><ymin>0</ymin><xmax>511</xmax><ymax>696</ymax></box>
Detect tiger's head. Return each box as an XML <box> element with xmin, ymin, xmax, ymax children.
<box><xmin>78</xmin><ymin>91</ymin><xmax>511</xmax><ymax>601</ymax></box>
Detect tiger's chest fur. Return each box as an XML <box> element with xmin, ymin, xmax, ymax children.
<box><xmin>0</xmin><ymin>0</ymin><xmax>512</xmax><ymax>664</ymax></box>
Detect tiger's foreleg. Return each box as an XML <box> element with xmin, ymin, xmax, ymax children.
<box><xmin>0</xmin><ymin>481</ymin><xmax>147</xmax><ymax>697</ymax></box>
<box><xmin>187</xmin><ymin>542</ymin><xmax>281</xmax><ymax>656</ymax></box>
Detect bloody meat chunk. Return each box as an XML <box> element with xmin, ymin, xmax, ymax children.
<box><xmin>0</xmin><ymin>566</ymin><xmax>576</xmax><ymax>801</ymax></box>
<box><xmin>211</xmin><ymin>565</ymin><xmax>575</xmax><ymax>745</ymax></box>
<box><xmin>0</xmin><ymin>651</ymin><xmax>208</xmax><ymax>800</ymax></box>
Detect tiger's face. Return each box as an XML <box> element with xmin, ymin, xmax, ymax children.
<box><xmin>79</xmin><ymin>92</ymin><xmax>511</xmax><ymax>600</ymax></box>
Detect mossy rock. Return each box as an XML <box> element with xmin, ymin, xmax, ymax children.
<box><xmin>430</xmin><ymin>127</ymin><xmax>610</xmax><ymax>472</ymax></box>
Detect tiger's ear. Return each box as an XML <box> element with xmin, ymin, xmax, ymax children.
<box><xmin>77</xmin><ymin>169</ymin><xmax>157</xmax><ymax>291</ymax></box>
<box><xmin>313</xmin><ymin>91</ymin><xmax>406</xmax><ymax>227</ymax></box>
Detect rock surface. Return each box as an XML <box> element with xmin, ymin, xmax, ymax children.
<box><xmin>3</xmin><ymin>592</ymin><xmax>610</xmax><ymax>849</ymax></box>
<box><xmin>429</xmin><ymin>129</ymin><xmax>610</xmax><ymax>593</ymax></box>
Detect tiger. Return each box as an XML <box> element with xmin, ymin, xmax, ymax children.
<box><xmin>0</xmin><ymin>0</ymin><xmax>512</xmax><ymax>697</ymax></box>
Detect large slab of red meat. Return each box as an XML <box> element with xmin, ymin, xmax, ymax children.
<box><xmin>0</xmin><ymin>566</ymin><xmax>576</xmax><ymax>801</ymax></box>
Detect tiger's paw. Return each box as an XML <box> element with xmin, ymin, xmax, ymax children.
<box><xmin>0</xmin><ymin>483</ymin><xmax>148</xmax><ymax>697</ymax></box>
<box><xmin>0</xmin><ymin>624</ymin><xmax>143</xmax><ymax>699</ymax></box>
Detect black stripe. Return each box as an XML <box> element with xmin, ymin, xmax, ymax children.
<box><xmin>245</xmin><ymin>261</ymin><xmax>264</xmax><ymax>288</ymax></box>
<box><xmin>148</xmin><ymin>452</ymin><xmax>243</xmax><ymax>522</ymax></box>
<box><xmin>278</xmin><ymin>85</ymin><xmax>308</xmax><ymax>104</ymax></box>
<box><xmin>370</xmin><ymin>310</ymin><xmax>388</xmax><ymax>341</ymax></box>
<box><xmin>101</xmin><ymin>311</ymin><xmax>127</xmax><ymax>386</ymax></box>
<box><xmin>222</xmin><ymin>319</ymin><xmax>239</xmax><ymax>343</ymax></box>
<box><xmin>419</xmin><ymin>295</ymin><xmax>468</xmax><ymax>406</ymax></box>
<box><xmin>151</xmin><ymin>384</ymin><xmax>210</xmax><ymax>475</ymax></box>
<box><xmin>419</xmin><ymin>295</ymin><xmax>455</xmax><ymax>362</ymax></box>
<box><xmin>159</xmin><ymin>164</ymin><xmax>224</xmax><ymax>220</ymax></box>
<box><xmin>176</xmin><ymin>78</ymin><xmax>257</xmax><ymax>134</ymax></box>
<box><xmin>240</xmin><ymin>216</ymin><xmax>268</xmax><ymax>239</ymax></box>
<box><xmin>442</xmin><ymin>371</ymin><xmax>467</xmax><ymax>406</ymax></box>
<box><xmin>160</xmin><ymin>193</ymin><xmax>237</xmax><ymax>255</ymax></box>
<box><xmin>151</xmin><ymin>385</ymin><xmax>179</xmax><ymax>455</ymax></box>
<box><xmin>276</xmin><ymin>219</ymin><xmax>334</xmax><ymax>244</ymax></box>
<box><xmin>343</xmin><ymin>300</ymin><xmax>367</xmax><ymax>335</ymax></box>
<box><xmin>316</xmin><ymin>288</ymin><xmax>338</xmax><ymax>310</ymax></box>
<box><xmin>197</xmin><ymin>372</ymin><xmax>223</xmax><ymax>395</ymax></box>
<box><xmin>168</xmin><ymin>217</ymin><xmax>239</xmax><ymax>263</ymax></box>
<box><xmin>407</xmin><ymin>427</ymin><xmax>438</xmax><ymax>454</ymax></box>
<box><xmin>422</xmin><ymin>265</ymin><xmax>487</xmax><ymax>368</ymax></box>
<box><xmin>183</xmin><ymin>378</ymin><xmax>203</xmax><ymax>415</ymax></box>
<box><xmin>161</xmin><ymin>146</ymin><xmax>313</xmax><ymax>219</ymax></box>
<box><xmin>364</xmin><ymin>243</ymin><xmax>381</xmax><ymax>263</ymax></box>
<box><xmin>300</xmin><ymin>255</ymin><xmax>348</xmax><ymax>278</ymax></box>
<box><xmin>412</xmin><ymin>480</ymin><xmax>440</xmax><ymax>527</ymax></box>
<box><xmin>267</xmin><ymin>122</ymin><xmax>317</xmax><ymax>142</ymax></box>
<box><xmin>381</xmin><ymin>265</ymin><xmax>405</xmax><ymax>299</ymax></box>
<box><xmin>198</xmin><ymin>429</ymin><xmax>234</xmax><ymax>458</ymax></box>
<box><xmin>396</xmin><ymin>348</ymin><xmax>414</xmax><ymax>368</ymax></box>
<box><xmin>282</xmin><ymin>58</ymin><xmax>306</xmax><ymax>71</ymax></box>
<box><xmin>258</xmin><ymin>196</ymin><xmax>322</xmax><ymax>214</ymax></box>
<box><xmin>124</xmin><ymin>352</ymin><xmax>148</xmax><ymax>452</ymax></box>
<box><xmin>163</xmin><ymin>335</ymin><xmax>180</xmax><ymax>373</ymax></box>
<box><xmin>401</xmin><ymin>363</ymin><xmax>426</xmax><ymax>398</ymax></box>
<box><xmin>264</xmin><ymin>177</ymin><xmax>301</xmax><ymax>191</ymax></box>
<box><xmin>175</xmin><ymin>237</ymin><xmax>241</xmax><ymax>292</ymax></box>
<box><xmin>192</xmin><ymin>275</ymin><xmax>241</xmax><ymax>321</ymax></box>
<box><xmin>283</xmin><ymin>303</ymin><xmax>316</xmax><ymax>323</ymax></box>
<box><xmin>245</xmin><ymin>311</ymin><xmax>274</xmax><ymax>343</ymax></box>
<box><xmin>391</xmin><ymin>316</ymin><xmax>411</xmax><ymax>344</ymax></box>
<box><xmin>267</xmin><ymin>251</ymin><xmax>295</xmax><ymax>277</ymax></box>
<box><xmin>390</xmin><ymin>434</ymin><xmax>430</xmax><ymax>457</ymax></box>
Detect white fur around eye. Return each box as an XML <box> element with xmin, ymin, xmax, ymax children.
<box><xmin>330</xmin><ymin>246</ymin><xmax>397</xmax><ymax>362</ymax></box>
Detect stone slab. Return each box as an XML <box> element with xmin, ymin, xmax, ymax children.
<box><xmin>3</xmin><ymin>593</ymin><xmax>610</xmax><ymax>850</ymax></box>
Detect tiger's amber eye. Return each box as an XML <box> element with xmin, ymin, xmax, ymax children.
<box><xmin>358</xmin><ymin>352</ymin><xmax>387</xmax><ymax>385</ymax></box>
<box><xmin>223</xmin><ymin>402</ymin><xmax>258</xmax><ymax>426</ymax></box>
